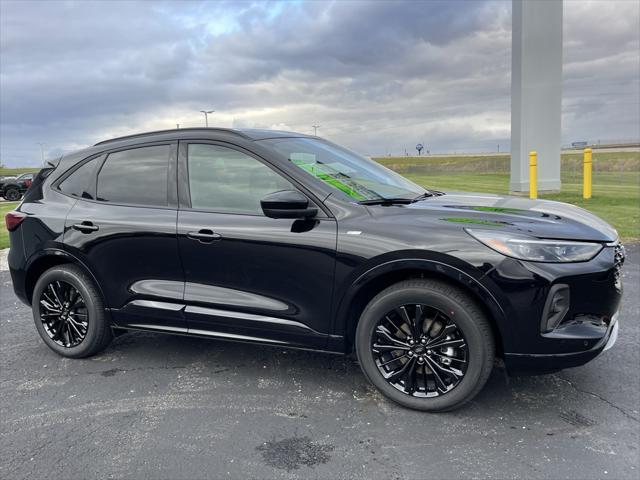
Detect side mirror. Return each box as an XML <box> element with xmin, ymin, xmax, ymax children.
<box><xmin>261</xmin><ymin>190</ymin><xmax>318</xmax><ymax>219</ymax></box>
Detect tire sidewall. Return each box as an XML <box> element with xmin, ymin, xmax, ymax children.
<box><xmin>32</xmin><ymin>266</ymin><xmax>103</xmax><ymax>358</ymax></box>
<box><xmin>356</xmin><ymin>284</ymin><xmax>491</xmax><ymax>411</ymax></box>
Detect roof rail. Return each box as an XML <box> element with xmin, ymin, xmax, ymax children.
<box><xmin>93</xmin><ymin>127</ymin><xmax>244</xmax><ymax>146</ymax></box>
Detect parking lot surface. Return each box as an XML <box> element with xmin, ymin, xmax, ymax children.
<box><xmin>1</xmin><ymin>245</ymin><xmax>639</xmax><ymax>479</ymax></box>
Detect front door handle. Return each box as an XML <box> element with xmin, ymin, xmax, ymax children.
<box><xmin>72</xmin><ymin>221</ymin><xmax>99</xmax><ymax>233</ymax></box>
<box><xmin>187</xmin><ymin>229</ymin><xmax>222</xmax><ymax>243</ymax></box>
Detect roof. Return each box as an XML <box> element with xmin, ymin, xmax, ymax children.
<box><xmin>93</xmin><ymin>127</ymin><xmax>309</xmax><ymax>147</ymax></box>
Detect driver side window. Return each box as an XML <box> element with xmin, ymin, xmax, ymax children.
<box><xmin>187</xmin><ymin>144</ymin><xmax>293</xmax><ymax>215</ymax></box>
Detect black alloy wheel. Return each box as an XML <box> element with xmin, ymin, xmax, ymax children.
<box><xmin>356</xmin><ymin>279</ymin><xmax>495</xmax><ymax>412</ymax></box>
<box><xmin>32</xmin><ymin>265</ymin><xmax>113</xmax><ymax>358</ymax></box>
<box><xmin>372</xmin><ymin>304</ymin><xmax>468</xmax><ymax>397</ymax></box>
<box><xmin>39</xmin><ymin>280</ymin><xmax>88</xmax><ymax>347</ymax></box>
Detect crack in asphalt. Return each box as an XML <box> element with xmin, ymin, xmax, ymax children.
<box><xmin>556</xmin><ymin>374</ymin><xmax>639</xmax><ymax>423</ymax></box>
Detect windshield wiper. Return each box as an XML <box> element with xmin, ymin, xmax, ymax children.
<box><xmin>359</xmin><ymin>197</ymin><xmax>415</xmax><ymax>205</ymax></box>
<box><xmin>359</xmin><ymin>191</ymin><xmax>437</xmax><ymax>206</ymax></box>
<box><xmin>409</xmin><ymin>192</ymin><xmax>435</xmax><ymax>203</ymax></box>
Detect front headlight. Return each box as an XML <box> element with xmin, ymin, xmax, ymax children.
<box><xmin>465</xmin><ymin>229</ymin><xmax>603</xmax><ymax>262</ymax></box>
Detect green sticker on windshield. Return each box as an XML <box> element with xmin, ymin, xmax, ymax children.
<box><xmin>291</xmin><ymin>158</ymin><xmax>369</xmax><ymax>201</ymax></box>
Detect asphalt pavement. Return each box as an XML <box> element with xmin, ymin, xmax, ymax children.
<box><xmin>1</xmin><ymin>246</ymin><xmax>639</xmax><ymax>479</ymax></box>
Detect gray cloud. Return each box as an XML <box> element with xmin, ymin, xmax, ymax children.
<box><xmin>0</xmin><ymin>0</ymin><xmax>638</xmax><ymax>166</ymax></box>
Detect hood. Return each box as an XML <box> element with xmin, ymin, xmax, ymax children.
<box><xmin>399</xmin><ymin>192</ymin><xmax>618</xmax><ymax>242</ymax></box>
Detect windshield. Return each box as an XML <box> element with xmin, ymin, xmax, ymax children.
<box><xmin>261</xmin><ymin>137</ymin><xmax>427</xmax><ymax>201</ymax></box>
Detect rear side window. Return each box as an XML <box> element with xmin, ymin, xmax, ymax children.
<box><xmin>59</xmin><ymin>158</ymin><xmax>100</xmax><ymax>199</ymax></box>
<box><xmin>96</xmin><ymin>145</ymin><xmax>170</xmax><ymax>207</ymax></box>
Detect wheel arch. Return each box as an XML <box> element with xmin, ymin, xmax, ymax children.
<box><xmin>24</xmin><ymin>249</ymin><xmax>108</xmax><ymax>308</ymax></box>
<box><xmin>334</xmin><ymin>258</ymin><xmax>514</xmax><ymax>356</ymax></box>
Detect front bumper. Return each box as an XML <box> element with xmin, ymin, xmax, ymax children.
<box><xmin>504</xmin><ymin>312</ymin><xmax>619</xmax><ymax>374</ymax></box>
<box><xmin>487</xmin><ymin>243</ymin><xmax>624</xmax><ymax>375</ymax></box>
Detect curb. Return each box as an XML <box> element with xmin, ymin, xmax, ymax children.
<box><xmin>0</xmin><ymin>248</ymin><xmax>8</xmax><ymax>272</ymax></box>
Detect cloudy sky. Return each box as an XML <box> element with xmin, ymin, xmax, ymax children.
<box><xmin>1</xmin><ymin>0</ymin><xmax>638</xmax><ymax>166</ymax></box>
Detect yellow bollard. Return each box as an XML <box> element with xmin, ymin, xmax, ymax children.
<box><xmin>583</xmin><ymin>148</ymin><xmax>592</xmax><ymax>199</ymax></box>
<box><xmin>529</xmin><ymin>151</ymin><xmax>537</xmax><ymax>199</ymax></box>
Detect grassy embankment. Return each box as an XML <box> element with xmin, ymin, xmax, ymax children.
<box><xmin>0</xmin><ymin>167</ymin><xmax>40</xmax><ymax>177</ymax></box>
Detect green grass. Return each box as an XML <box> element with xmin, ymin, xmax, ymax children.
<box><xmin>0</xmin><ymin>202</ymin><xmax>19</xmax><ymax>249</ymax></box>
<box><xmin>376</xmin><ymin>151</ymin><xmax>640</xmax><ymax>174</ymax></box>
<box><xmin>0</xmin><ymin>167</ymin><xmax>40</xmax><ymax>177</ymax></box>
<box><xmin>373</xmin><ymin>152</ymin><xmax>640</xmax><ymax>241</ymax></box>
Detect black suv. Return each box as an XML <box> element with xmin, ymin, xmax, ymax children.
<box><xmin>6</xmin><ymin>128</ymin><xmax>624</xmax><ymax>411</ymax></box>
<box><xmin>0</xmin><ymin>172</ymin><xmax>35</xmax><ymax>201</ymax></box>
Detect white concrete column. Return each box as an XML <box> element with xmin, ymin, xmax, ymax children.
<box><xmin>511</xmin><ymin>0</ymin><xmax>563</xmax><ymax>192</ymax></box>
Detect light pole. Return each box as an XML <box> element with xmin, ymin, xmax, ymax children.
<box><xmin>200</xmin><ymin>110</ymin><xmax>215</xmax><ymax>127</ymax></box>
<box><xmin>37</xmin><ymin>142</ymin><xmax>45</xmax><ymax>165</ymax></box>
<box><xmin>312</xmin><ymin>125</ymin><xmax>320</xmax><ymax>136</ymax></box>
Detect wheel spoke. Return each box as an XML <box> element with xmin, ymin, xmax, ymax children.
<box><xmin>49</xmin><ymin>283</ymin><xmax>64</xmax><ymax>308</ymax></box>
<box><xmin>384</xmin><ymin>315</ymin><xmax>407</xmax><ymax>339</ymax></box>
<box><xmin>67</xmin><ymin>319</ymin><xmax>83</xmax><ymax>340</ymax></box>
<box><xmin>426</xmin><ymin>356</ymin><xmax>461</xmax><ymax>380</ymax></box>
<box><xmin>378</xmin><ymin>353</ymin><xmax>407</xmax><ymax>367</ymax></box>
<box><xmin>375</xmin><ymin>326</ymin><xmax>410</xmax><ymax>348</ymax></box>
<box><xmin>424</xmin><ymin>356</ymin><xmax>450</xmax><ymax>393</ymax></box>
<box><xmin>385</xmin><ymin>356</ymin><xmax>416</xmax><ymax>382</ymax></box>
<box><xmin>396</xmin><ymin>306</ymin><xmax>415</xmax><ymax>337</ymax></box>
<box><xmin>373</xmin><ymin>343</ymin><xmax>410</xmax><ymax>353</ymax></box>
<box><xmin>414</xmin><ymin>304</ymin><xmax>425</xmax><ymax>336</ymax></box>
<box><xmin>40</xmin><ymin>298</ymin><xmax>60</xmax><ymax>312</ymax></box>
<box><xmin>431</xmin><ymin>350</ymin><xmax>466</xmax><ymax>363</ymax></box>
<box><xmin>404</xmin><ymin>357</ymin><xmax>418</xmax><ymax>394</ymax></box>
<box><xmin>426</xmin><ymin>323</ymin><xmax>457</xmax><ymax>345</ymax></box>
<box><xmin>427</xmin><ymin>338</ymin><xmax>466</xmax><ymax>350</ymax></box>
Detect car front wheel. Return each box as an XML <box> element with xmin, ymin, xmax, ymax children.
<box><xmin>356</xmin><ymin>279</ymin><xmax>495</xmax><ymax>412</ymax></box>
<box><xmin>32</xmin><ymin>265</ymin><xmax>113</xmax><ymax>358</ymax></box>
<box><xmin>3</xmin><ymin>187</ymin><xmax>21</xmax><ymax>201</ymax></box>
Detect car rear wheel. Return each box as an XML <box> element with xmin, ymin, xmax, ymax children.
<box><xmin>356</xmin><ymin>279</ymin><xmax>495</xmax><ymax>412</ymax></box>
<box><xmin>32</xmin><ymin>265</ymin><xmax>113</xmax><ymax>358</ymax></box>
<box><xmin>4</xmin><ymin>187</ymin><xmax>21</xmax><ymax>201</ymax></box>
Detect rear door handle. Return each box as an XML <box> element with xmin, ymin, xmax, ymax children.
<box><xmin>72</xmin><ymin>221</ymin><xmax>99</xmax><ymax>233</ymax></box>
<box><xmin>187</xmin><ymin>229</ymin><xmax>222</xmax><ymax>243</ymax></box>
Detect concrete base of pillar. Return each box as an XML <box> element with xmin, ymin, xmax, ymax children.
<box><xmin>510</xmin><ymin>179</ymin><xmax>561</xmax><ymax>193</ymax></box>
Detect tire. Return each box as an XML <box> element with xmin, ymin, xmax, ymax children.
<box><xmin>355</xmin><ymin>279</ymin><xmax>495</xmax><ymax>412</ymax></box>
<box><xmin>4</xmin><ymin>187</ymin><xmax>21</xmax><ymax>201</ymax></box>
<box><xmin>32</xmin><ymin>265</ymin><xmax>113</xmax><ymax>358</ymax></box>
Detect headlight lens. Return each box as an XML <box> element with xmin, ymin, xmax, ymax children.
<box><xmin>466</xmin><ymin>229</ymin><xmax>603</xmax><ymax>262</ymax></box>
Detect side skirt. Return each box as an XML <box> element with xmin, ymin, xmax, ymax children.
<box><xmin>112</xmin><ymin>323</ymin><xmax>346</xmax><ymax>355</ymax></box>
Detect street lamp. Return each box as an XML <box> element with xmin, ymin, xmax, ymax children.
<box><xmin>36</xmin><ymin>142</ymin><xmax>45</xmax><ymax>165</ymax></box>
<box><xmin>200</xmin><ymin>110</ymin><xmax>215</xmax><ymax>127</ymax></box>
<box><xmin>312</xmin><ymin>125</ymin><xmax>320</xmax><ymax>136</ymax></box>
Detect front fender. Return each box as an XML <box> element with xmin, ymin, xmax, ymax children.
<box><xmin>332</xmin><ymin>252</ymin><xmax>517</xmax><ymax>353</ymax></box>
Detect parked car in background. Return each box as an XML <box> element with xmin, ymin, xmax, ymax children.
<box><xmin>5</xmin><ymin>128</ymin><xmax>624</xmax><ymax>411</ymax></box>
<box><xmin>16</xmin><ymin>172</ymin><xmax>35</xmax><ymax>188</ymax></box>
<box><xmin>0</xmin><ymin>172</ymin><xmax>37</xmax><ymax>201</ymax></box>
